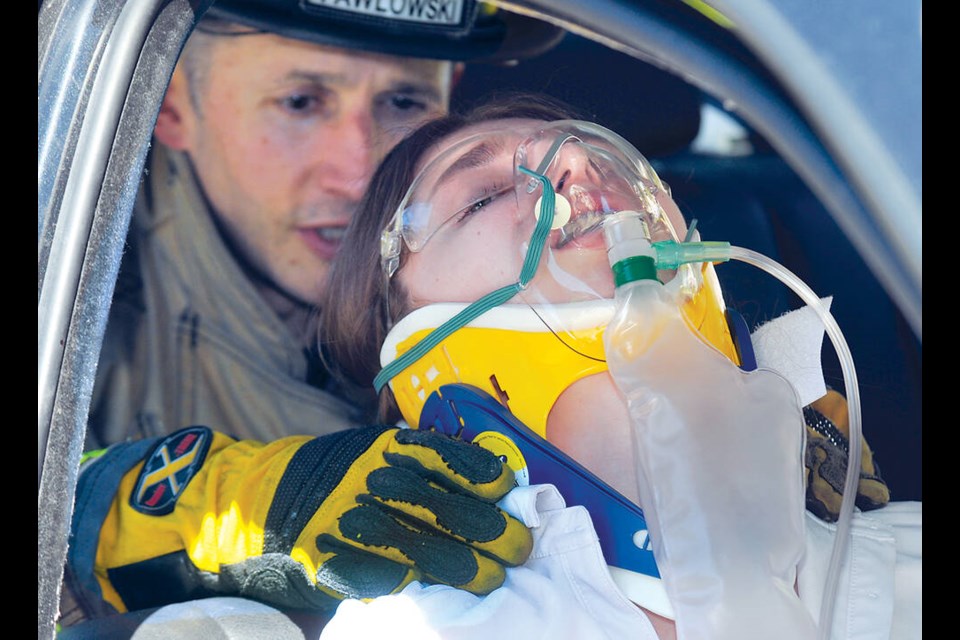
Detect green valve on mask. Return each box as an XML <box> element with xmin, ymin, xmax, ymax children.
<box><xmin>612</xmin><ymin>255</ymin><xmax>659</xmax><ymax>287</ymax></box>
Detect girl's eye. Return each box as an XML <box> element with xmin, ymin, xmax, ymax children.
<box><xmin>455</xmin><ymin>187</ymin><xmax>512</xmax><ymax>223</ymax></box>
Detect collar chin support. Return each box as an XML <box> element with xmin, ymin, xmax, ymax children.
<box><xmin>203</xmin><ymin>0</ymin><xmax>565</xmax><ymax>63</ymax></box>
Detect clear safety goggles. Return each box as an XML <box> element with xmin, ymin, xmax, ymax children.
<box><xmin>375</xmin><ymin>120</ymin><xmax>694</xmax><ymax>391</ymax></box>
<box><xmin>381</xmin><ymin>119</ymin><xmax>679</xmax><ymax>286</ymax></box>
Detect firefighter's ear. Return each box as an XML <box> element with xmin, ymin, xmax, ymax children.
<box><xmin>154</xmin><ymin>65</ymin><xmax>195</xmax><ymax>151</ymax></box>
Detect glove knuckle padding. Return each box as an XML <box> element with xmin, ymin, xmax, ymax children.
<box><xmin>376</xmin><ymin>433</ymin><xmax>533</xmax><ymax>568</ymax></box>
<box><xmin>364</xmin><ymin>466</ymin><xmax>529</xmax><ymax>559</ymax></box>
<box><xmin>366</xmin><ymin>466</ymin><xmax>503</xmax><ymax>538</ymax></box>
<box><xmin>388</xmin><ymin>429</ymin><xmax>514</xmax><ymax>500</ymax></box>
<box><xmin>333</xmin><ymin>504</ymin><xmax>498</xmax><ymax>590</ymax></box>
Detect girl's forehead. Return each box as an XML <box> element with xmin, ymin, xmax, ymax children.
<box><xmin>418</xmin><ymin>118</ymin><xmax>548</xmax><ymax>171</ymax></box>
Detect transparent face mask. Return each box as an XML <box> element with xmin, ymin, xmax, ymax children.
<box><xmin>379</xmin><ymin>119</ymin><xmax>688</xmax><ymax>365</ymax></box>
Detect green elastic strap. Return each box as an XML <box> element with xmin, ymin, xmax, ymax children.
<box><xmin>374</xmin><ymin>167</ymin><xmax>555</xmax><ymax>394</ymax></box>
<box><xmin>80</xmin><ymin>448</ymin><xmax>108</xmax><ymax>465</ymax></box>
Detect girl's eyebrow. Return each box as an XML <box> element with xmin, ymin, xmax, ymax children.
<box><xmin>434</xmin><ymin>138</ymin><xmax>508</xmax><ymax>187</ymax></box>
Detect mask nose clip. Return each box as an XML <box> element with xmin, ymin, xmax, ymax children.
<box><xmin>526</xmin><ymin>134</ymin><xmax>579</xmax><ymax>230</ymax></box>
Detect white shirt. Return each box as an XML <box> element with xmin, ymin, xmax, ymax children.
<box><xmin>319</xmin><ymin>485</ymin><xmax>921</xmax><ymax>640</ymax></box>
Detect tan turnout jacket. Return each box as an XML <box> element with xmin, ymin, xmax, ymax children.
<box><xmin>87</xmin><ymin>145</ymin><xmax>366</xmax><ymax>448</ymax></box>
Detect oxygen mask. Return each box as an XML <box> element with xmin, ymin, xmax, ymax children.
<box><xmin>381</xmin><ymin>119</ymin><xmax>682</xmax><ymax>308</ymax></box>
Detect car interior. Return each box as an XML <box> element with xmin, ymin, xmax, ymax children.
<box><xmin>39</xmin><ymin>1</ymin><xmax>921</xmax><ymax>637</ymax></box>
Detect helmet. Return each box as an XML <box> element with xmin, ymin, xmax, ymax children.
<box><xmin>203</xmin><ymin>0</ymin><xmax>565</xmax><ymax>63</ymax></box>
<box><xmin>376</xmin><ymin>119</ymin><xmax>740</xmax><ymax>435</ymax></box>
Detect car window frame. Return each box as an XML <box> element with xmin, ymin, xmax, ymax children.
<box><xmin>39</xmin><ymin>2</ymin><xmax>203</xmax><ymax>635</ymax></box>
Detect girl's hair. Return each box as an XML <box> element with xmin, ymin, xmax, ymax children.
<box><xmin>319</xmin><ymin>91</ymin><xmax>582</xmax><ymax>423</ymax></box>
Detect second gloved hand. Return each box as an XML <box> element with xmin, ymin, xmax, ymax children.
<box><xmin>221</xmin><ymin>425</ymin><xmax>532</xmax><ymax>609</ymax></box>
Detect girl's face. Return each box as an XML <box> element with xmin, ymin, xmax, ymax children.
<box><xmin>392</xmin><ymin>118</ymin><xmax>689</xmax><ymax>311</ymax></box>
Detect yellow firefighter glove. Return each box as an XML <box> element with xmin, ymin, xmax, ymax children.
<box><xmin>804</xmin><ymin>390</ymin><xmax>890</xmax><ymax>522</ymax></box>
<box><xmin>94</xmin><ymin>425</ymin><xmax>532</xmax><ymax>613</ymax></box>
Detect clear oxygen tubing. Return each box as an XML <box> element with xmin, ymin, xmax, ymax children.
<box><xmin>655</xmin><ymin>240</ymin><xmax>861</xmax><ymax>640</ymax></box>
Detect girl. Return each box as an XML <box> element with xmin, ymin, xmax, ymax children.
<box><xmin>319</xmin><ymin>93</ymin><xmax>918</xmax><ymax>639</ymax></box>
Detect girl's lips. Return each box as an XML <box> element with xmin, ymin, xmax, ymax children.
<box><xmin>298</xmin><ymin>226</ymin><xmax>346</xmax><ymax>261</ymax></box>
<box><xmin>552</xmin><ymin>211</ymin><xmax>608</xmax><ymax>249</ymax></box>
